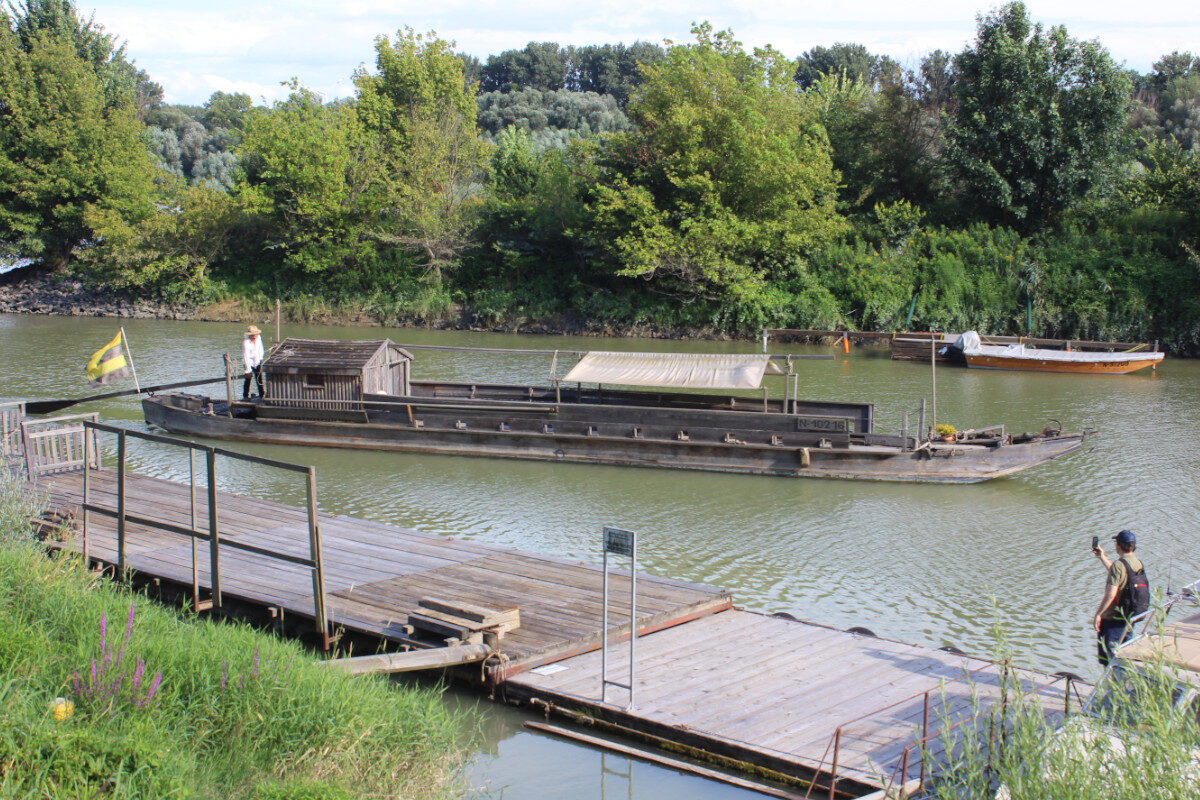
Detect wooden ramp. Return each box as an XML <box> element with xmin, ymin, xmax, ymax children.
<box><xmin>40</xmin><ymin>467</ymin><xmax>731</xmax><ymax>678</ymax></box>
<box><xmin>505</xmin><ymin>610</ymin><xmax>1075</xmax><ymax>797</ymax></box>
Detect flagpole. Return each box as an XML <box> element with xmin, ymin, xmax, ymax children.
<box><xmin>120</xmin><ymin>327</ymin><xmax>142</xmax><ymax>393</ymax></box>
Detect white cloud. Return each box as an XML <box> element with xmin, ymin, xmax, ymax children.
<box><xmin>80</xmin><ymin>1</ymin><xmax>1200</xmax><ymax>104</ymax></box>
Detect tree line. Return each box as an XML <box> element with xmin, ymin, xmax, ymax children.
<box><xmin>1</xmin><ymin>1</ymin><xmax>1199</xmax><ymax>350</ymax></box>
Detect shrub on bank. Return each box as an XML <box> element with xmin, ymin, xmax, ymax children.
<box><xmin>0</xmin><ymin>470</ymin><xmax>471</xmax><ymax>800</ymax></box>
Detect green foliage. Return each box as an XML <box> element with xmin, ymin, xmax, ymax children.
<box><xmin>793</xmin><ymin>42</ymin><xmax>898</xmax><ymax>89</ymax></box>
<box><xmin>584</xmin><ymin>23</ymin><xmax>843</xmax><ymax>318</ymax></box>
<box><xmin>478</xmin><ymin>41</ymin><xmax>665</xmax><ymax>104</ymax></box>
<box><xmin>0</xmin><ymin>471</ymin><xmax>470</xmax><ymax>800</ymax></box>
<box><xmin>83</xmin><ymin>177</ymin><xmax>240</xmax><ymax>303</ymax></box>
<box><xmin>0</xmin><ymin>24</ymin><xmax>154</xmax><ymax>270</ymax></box>
<box><xmin>354</xmin><ymin>28</ymin><xmax>488</xmax><ymax>277</ymax></box>
<box><xmin>476</xmin><ymin>88</ymin><xmax>630</xmax><ymax>150</ymax></box>
<box><xmin>946</xmin><ymin>2</ymin><xmax>1132</xmax><ymax>231</ymax></box>
<box><xmin>238</xmin><ymin>87</ymin><xmax>381</xmax><ymax>278</ymax></box>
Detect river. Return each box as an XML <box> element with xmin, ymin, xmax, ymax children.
<box><xmin>3</xmin><ymin>313</ymin><xmax>1197</xmax><ymax>798</ymax></box>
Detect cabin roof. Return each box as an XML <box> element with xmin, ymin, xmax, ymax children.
<box><xmin>263</xmin><ymin>338</ymin><xmax>411</xmax><ymax>374</ymax></box>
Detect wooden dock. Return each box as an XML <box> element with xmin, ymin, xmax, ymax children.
<box><xmin>9</xmin><ymin>410</ymin><xmax>1080</xmax><ymax>799</ymax></box>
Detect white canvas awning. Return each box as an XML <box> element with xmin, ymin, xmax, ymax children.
<box><xmin>560</xmin><ymin>351</ymin><xmax>784</xmax><ymax>390</ymax></box>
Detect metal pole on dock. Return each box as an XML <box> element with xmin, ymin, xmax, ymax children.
<box><xmin>306</xmin><ymin>467</ymin><xmax>330</xmax><ymax>647</ymax></box>
<box><xmin>206</xmin><ymin>448</ymin><xmax>222</xmax><ymax>609</ymax></box>
<box><xmin>116</xmin><ymin>429</ymin><xmax>126</xmax><ymax>576</ymax></box>
<box><xmin>81</xmin><ymin>428</ymin><xmax>91</xmax><ymax>562</ymax></box>
<box><xmin>190</xmin><ymin>447</ymin><xmax>199</xmax><ymax>609</ymax></box>
<box><xmin>919</xmin><ymin>399</ymin><xmax>926</xmax><ymax>442</ymax></box>
<box><xmin>275</xmin><ymin>298</ymin><xmax>282</xmax><ymax>346</ymax></box>
<box><xmin>901</xmin><ymin>411</ymin><xmax>909</xmax><ymax>452</ymax></box>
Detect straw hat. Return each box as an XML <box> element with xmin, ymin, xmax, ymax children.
<box><xmin>246</xmin><ymin>324</ymin><xmax>261</xmax><ymax>335</ymax></box>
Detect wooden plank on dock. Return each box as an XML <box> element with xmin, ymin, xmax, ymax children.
<box><xmin>40</xmin><ymin>467</ymin><xmax>730</xmax><ymax>682</ymax></box>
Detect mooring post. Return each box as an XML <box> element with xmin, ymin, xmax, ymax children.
<box><xmin>919</xmin><ymin>399</ymin><xmax>927</xmax><ymax>442</ymax></box>
<box><xmin>306</xmin><ymin>467</ymin><xmax>329</xmax><ymax>647</ymax></box>
<box><xmin>223</xmin><ymin>353</ymin><xmax>234</xmax><ymax>413</ymax></box>
<box><xmin>902</xmin><ymin>410</ymin><xmax>909</xmax><ymax>451</ymax></box>
<box><xmin>206</xmin><ymin>447</ymin><xmax>222</xmax><ymax>609</ymax></box>
<box><xmin>116</xmin><ymin>429</ymin><xmax>127</xmax><ymax>577</ymax></box>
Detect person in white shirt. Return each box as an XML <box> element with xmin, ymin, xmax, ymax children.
<box><xmin>242</xmin><ymin>325</ymin><xmax>265</xmax><ymax>399</ymax></box>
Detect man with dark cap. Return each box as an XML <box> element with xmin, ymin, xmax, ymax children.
<box><xmin>1092</xmin><ymin>529</ymin><xmax>1150</xmax><ymax>667</ymax></box>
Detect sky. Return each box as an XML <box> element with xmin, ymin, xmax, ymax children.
<box><xmin>83</xmin><ymin>1</ymin><xmax>1200</xmax><ymax>106</ymax></box>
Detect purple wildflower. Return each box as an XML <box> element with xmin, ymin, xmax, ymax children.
<box><xmin>132</xmin><ymin>658</ymin><xmax>145</xmax><ymax>689</ymax></box>
<box><xmin>237</xmin><ymin>675</ymin><xmax>243</xmax><ymax>690</ymax></box>
<box><xmin>220</xmin><ymin>661</ymin><xmax>227</xmax><ymax>690</ymax></box>
<box><xmin>145</xmin><ymin>672</ymin><xmax>162</xmax><ymax>703</ymax></box>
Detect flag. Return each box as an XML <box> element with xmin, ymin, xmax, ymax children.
<box><xmin>85</xmin><ymin>332</ymin><xmax>131</xmax><ymax>387</ymax></box>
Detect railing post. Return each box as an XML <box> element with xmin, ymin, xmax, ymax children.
<box><xmin>206</xmin><ymin>448</ymin><xmax>222</xmax><ymax>609</ymax></box>
<box><xmin>81</xmin><ymin>426</ymin><xmax>91</xmax><ymax>563</ymax></box>
<box><xmin>920</xmin><ymin>690</ymin><xmax>931</xmax><ymax>787</ymax></box>
<box><xmin>306</xmin><ymin>467</ymin><xmax>329</xmax><ymax>647</ymax></box>
<box><xmin>828</xmin><ymin>728</ymin><xmax>840</xmax><ymax>800</ymax></box>
<box><xmin>190</xmin><ymin>447</ymin><xmax>199</xmax><ymax>610</ymax></box>
<box><xmin>116</xmin><ymin>429</ymin><xmax>127</xmax><ymax>577</ymax></box>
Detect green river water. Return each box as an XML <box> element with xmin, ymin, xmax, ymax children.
<box><xmin>3</xmin><ymin>313</ymin><xmax>1198</xmax><ymax>798</ymax></box>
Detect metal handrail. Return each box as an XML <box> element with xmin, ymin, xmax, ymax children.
<box><xmin>80</xmin><ymin>421</ymin><xmax>331</xmax><ymax>647</ymax></box>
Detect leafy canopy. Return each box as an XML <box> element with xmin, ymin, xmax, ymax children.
<box><xmin>586</xmin><ymin>24</ymin><xmax>843</xmax><ymax>309</ymax></box>
<box><xmin>946</xmin><ymin>1</ymin><xmax>1131</xmax><ymax>231</ymax></box>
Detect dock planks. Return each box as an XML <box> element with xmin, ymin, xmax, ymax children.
<box><xmin>505</xmin><ymin>610</ymin><xmax>1069</xmax><ymax>794</ymax></box>
<box><xmin>36</xmin><ymin>466</ymin><xmax>1069</xmax><ymax>798</ymax></box>
<box><xmin>40</xmin><ymin>468</ymin><xmax>731</xmax><ymax>676</ymax></box>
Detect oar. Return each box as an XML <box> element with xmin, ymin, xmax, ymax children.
<box><xmin>24</xmin><ymin>375</ymin><xmax>240</xmax><ymax>415</ymax></box>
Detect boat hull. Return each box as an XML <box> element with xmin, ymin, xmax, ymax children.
<box><xmin>144</xmin><ymin>396</ymin><xmax>1088</xmax><ymax>484</ymax></box>
<box><xmin>964</xmin><ymin>353</ymin><xmax>1163</xmax><ymax>374</ymax></box>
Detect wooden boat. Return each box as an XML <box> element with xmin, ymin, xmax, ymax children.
<box><xmin>959</xmin><ymin>331</ymin><xmax>1163</xmax><ymax>374</ymax></box>
<box><xmin>142</xmin><ymin>338</ymin><xmax>1092</xmax><ymax>484</ymax></box>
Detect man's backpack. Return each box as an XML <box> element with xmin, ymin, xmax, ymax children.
<box><xmin>1118</xmin><ymin>557</ymin><xmax>1150</xmax><ymax>620</ymax></box>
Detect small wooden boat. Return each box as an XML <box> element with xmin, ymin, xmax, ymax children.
<box><xmin>142</xmin><ymin>338</ymin><xmax>1092</xmax><ymax>484</ymax></box>
<box><xmin>959</xmin><ymin>331</ymin><xmax>1163</xmax><ymax>374</ymax></box>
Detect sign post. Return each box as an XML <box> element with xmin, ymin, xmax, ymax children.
<box><xmin>601</xmin><ymin>525</ymin><xmax>637</xmax><ymax>709</ymax></box>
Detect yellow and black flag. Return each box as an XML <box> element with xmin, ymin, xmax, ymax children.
<box><xmin>85</xmin><ymin>332</ymin><xmax>132</xmax><ymax>387</ymax></box>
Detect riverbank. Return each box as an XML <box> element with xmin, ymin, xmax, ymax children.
<box><xmin>0</xmin><ymin>466</ymin><xmax>472</xmax><ymax>800</ymax></box>
<box><xmin>0</xmin><ymin>271</ymin><xmax>743</xmax><ymax>340</ymax></box>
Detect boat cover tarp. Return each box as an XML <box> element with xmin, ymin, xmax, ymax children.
<box><xmin>561</xmin><ymin>351</ymin><xmax>784</xmax><ymax>390</ymax></box>
<box><xmin>1120</xmin><ymin>611</ymin><xmax>1200</xmax><ymax>674</ymax></box>
<box><xmin>958</xmin><ymin>330</ymin><xmax>1162</xmax><ymax>363</ymax></box>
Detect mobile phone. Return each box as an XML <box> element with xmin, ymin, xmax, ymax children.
<box><xmin>1092</xmin><ymin>536</ymin><xmax>1099</xmax><ymax>550</ymax></box>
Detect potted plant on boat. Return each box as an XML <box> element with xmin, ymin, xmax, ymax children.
<box><xmin>935</xmin><ymin>424</ymin><xmax>956</xmax><ymax>442</ymax></box>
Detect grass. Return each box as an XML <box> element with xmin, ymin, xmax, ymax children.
<box><xmin>0</xmin><ymin>466</ymin><xmax>475</xmax><ymax>799</ymax></box>
<box><xmin>925</xmin><ymin>627</ymin><xmax>1200</xmax><ymax>800</ymax></box>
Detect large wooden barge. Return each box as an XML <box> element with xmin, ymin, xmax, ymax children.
<box><xmin>143</xmin><ymin>338</ymin><xmax>1090</xmax><ymax>484</ymax></box>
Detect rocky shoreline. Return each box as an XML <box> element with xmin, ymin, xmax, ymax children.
<box><xmin>0</xmin><ymin>273</ymin><xmax>200</xmax><ymax>320</ymax></box>
<box><xmin>0</xmin><ymin>271</ymin><xmax>738</xmax><ymax>340</ymax></box>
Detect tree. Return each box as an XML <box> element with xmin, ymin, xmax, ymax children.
<box><xmin>7</xmin><ymin>0</ymin><xmax>151</xmax><ymax>110</ymax></box>
<box><xmin>354</xmin><ymin>28</ymin><xmax>488</xmax><ymax>278</ymax></box>
<box><xmin>476</xmin><ymin>88</ymin><xmax>630</xmax><ymax>149</ymax></box>
<box><xmin>585</xmin><ymin>24</ymin><xmax>843</xmax><ymax>313</ymax></box>
<box><xmin>945</xmin><ymin>2</ymin><xmax>1131</xmax><ymax>231</ymax></box>
<box><xmin>201</xmin><ymin>91</ymin><xmax>253</xmax><ymax>131</ymax></box>
<box><xmin>0</xmin><ymin>22</ymin><xmax>154</xmax><ymax>269</ymax></box>
<box><xmin>794</xmin><ymin>43</ymin><xmax>897</xmax><ymax>89</ymax></box>
<box><xmin>570</xmin><ymin>42</ymin><xmax>665</xmax><ymax>105</ymax></box>
<box><xmin>237</xmin><ymin>88</ymin><xmax>383</xmax><ymax>278</ymax></box>
<box><xmin>479</xmin><ymin>41</ymin><xmax>569</xmax><ymax>92</ymax></box>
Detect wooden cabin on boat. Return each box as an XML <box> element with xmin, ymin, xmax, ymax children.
<box><xmin>262</xmin><ymin>338</ymin><xmax>412</xmax><ymax>410</ymax></box>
